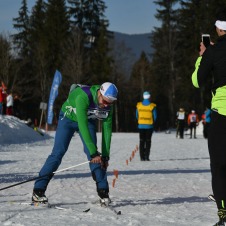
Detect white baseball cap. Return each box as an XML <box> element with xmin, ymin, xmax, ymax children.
<box><xmin>143</xmin><ymin>91</ymin><xmax>151</xmax><ymax>99</ymax></box>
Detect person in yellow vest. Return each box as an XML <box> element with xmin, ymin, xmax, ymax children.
<box><xmin>136</xmin><ymin>91</ymin><xmax>157</xmax><ymax>161</ymax></box>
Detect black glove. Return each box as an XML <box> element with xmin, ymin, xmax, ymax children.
<box><xmin>101</xmin><ymin>156</ymin><xmax>109</xmax><ymax>170</ymax></box>
<box><xmin>90</xmin><ymin>151</ymin><xmax>101</xmax><ymax>159</ymax></box>
<box><xmin>90</xmin><ymin>151</ymin><xmax>101</xmax><ymax>163</ymax></box>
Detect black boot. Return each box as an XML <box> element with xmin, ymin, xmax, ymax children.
<box><xmin>97</xmin><ymin>189</ymin><xmax>111</xmax><ymax>206</ymax></box>
<box><xmin>145</xmin><ymin>140</ymin><xmax>151</xmax><ymax>161</ymax></box>
<box><xmin>97</xmin><ymin>188</ymin><xmax>109</xmax><ymax>199</ymax></box>
<box><xmin>213</xmin><ymin>209</ymin><xmax>226</xmax><ymax>226</ymax></box>
<box><xmin>139</xmin><ymin>140</ymin><xmax>145</xmax><ymax>161</ymax></box>
<box><xmin>145</xmin><ymin>149</ymin><xmax>150</xmax><ymax>161</ymax></box>
<box><xmin>32</xmin><ymin>189</ymin><xmax>48</xmax><ymax>203</ymax></box>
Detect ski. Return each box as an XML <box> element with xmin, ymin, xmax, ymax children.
<box><xmin>48</xmin><ymin>204</ymin><xmax>68</xmax><ymax>210</ymax></box>
<box><xmin>9</xmin><ymin>200</ymin><xmax>120</xmax><ymax>214</ymax></box>
<box><xmin>11</xmin><ymin>201</ymin><xmax>91</xmax><ymax>212</ymax></box>
<box><xmin>105</xmin><ymin>205</ymin><xmax>121</xmax><ymax>215</ymax></box>
<box><xmin>83</xmin><ymin>208</ymin><xmax>91</xmax><ymax>212</ymax></box>
<box><xmin>19</xmin><ymin>202</ymin><xmax>67</xmax><ymax>210</ymax></box>
<box><xmin>91</xmin><ymin>199</ymin><xmax>121</xmax><ymax>215</ymax></box>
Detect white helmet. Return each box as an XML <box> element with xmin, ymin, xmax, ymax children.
<box><xmin>100</xmin><ymin>82</ymin><xmax>118</xmax><ymax>101</ymax></box>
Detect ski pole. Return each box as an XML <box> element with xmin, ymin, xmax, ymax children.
<box><xmin>0</xmin><ymin>161</ymin><xmax>90</xmax><ymax>191</ymax></box>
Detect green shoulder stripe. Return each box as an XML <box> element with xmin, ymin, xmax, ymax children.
<box><xmin>192</xmin><ymin>56</ymin><xmax>202</xmax><ymax>88</ymax></box>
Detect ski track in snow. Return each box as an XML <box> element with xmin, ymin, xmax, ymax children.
<box><xmin>0</xmin><ymin>115</ymin><xmax>217</xmax><ymax>225</ymax></box>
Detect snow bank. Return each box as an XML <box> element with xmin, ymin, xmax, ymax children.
<box><xmin>0</xmin><ymin>115</ymin><xmax>51</xmax><ymax>145</ymax></box>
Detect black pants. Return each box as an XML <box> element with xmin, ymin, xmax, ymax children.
<box><xmin>203</xmin><ymin>122</ymin><xmax>210</xmax><ymax>139</ymax></box>
<box><xmin>189</xmin><ymin>122</ymin><xmax>197</xmax><ymax>138</ymax></box>
<box><xmin>139</xmin><ymin>128</ymin><xmax>153</xmax><ymax>160</ymax></box>
<box><xmin>178</xmin><ymin>120</ymin><xmax>185</xmax><ymax>138</ymax></box>
<box><xmin>208</xmin><ymin>111</ymin><xmax>226</xmax><ymax>209</ymax></box>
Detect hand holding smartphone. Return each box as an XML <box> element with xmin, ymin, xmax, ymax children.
<box><xmin>202</xmin><ymin>34</ymin><xmax>210</xmax><ymax>48</ymax></box>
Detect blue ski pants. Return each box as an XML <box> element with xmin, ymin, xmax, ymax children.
<box><xmin>34</xmin><ymin>111</ymin><xmax>109</xmax><ymax>192</ymax></box>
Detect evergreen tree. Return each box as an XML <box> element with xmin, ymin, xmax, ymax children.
<box><xmin>67</xmin><ymin>0</ymin><xmax>112</xmax><ymax>83</ymax></box>
<box><xmin>130</xmin><ymin>52</ymin><xmax>152</xmax><ymax>100</ymax></box>
<box><xmin>108</xmin><ymin>39</ymin><xmax>136</xmax><ymax>132</ymax></box>
<box><xmin>12</xmin><ymin>0</ymin><xmax>31</xmax><ymax>57</ymax></box>
<box><xmin>12</xmin><ymin>0</ymin><xmax>38</xmax><ymax>116</ymax></box>
<box><xmin>0</xmin><ymin>35</ymin><xmax>13</xmax><ymax>86</ymax></box>
<box><xmin>151</xmin><ymin>0</ymin><xmax>180</xmax><ymax>128</ymax></box>
<box><xmin>45</xmin><ymin>0</ymin><xmax>70</xmax><ymax>75</ymax></box>
<box><xmin>89</xmin><ymin>24</ymin><xmax>113</xmax><ymax>83</ymax></box>
<box><xmin>27</xmin><ymin>0</ymin><xmax>72</xmax><ymax>113</ymax></box>
<box><xmin>175</xmin><ymin>0</ymin><xmax>203</xmax><ymax>112</ymax></box>
<box><xmin>68</xmin><ymin>0</ymin><xmax>106</xmax><ymax>44</ymax></box>
<box><xmin>63</xmin><ymin>26</ymin><xmax>84</xmax><ymax>86</ymax></box>
<box><xmin>11</xmin><ymin>0</ymin><xmax>71</xmax><ymax>121</ymax></box>
<box><xmin>29</xmin><ymin>0</ymin><xmax>48</xmax><ymax>102</ymax></box>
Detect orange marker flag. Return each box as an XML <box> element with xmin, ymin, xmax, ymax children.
<box><xmin>113</xmin><ymin>169</ymin><xmax>119</xmax><ymax>179</ymax></box>
<box><xmin>126</xmin><ymin>159</ymin><xmax>129</xmax><ymax>165</ymax></box>
<box><xmin>112</xmin><ymin>178</ymin><xmax>116</xmax><ymax>187</ymax></box>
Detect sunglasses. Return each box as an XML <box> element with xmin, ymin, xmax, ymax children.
<box><xmin>101</xmin><ymin>95</ymin><xmax>114</xmax><ymax>106</ymax></box>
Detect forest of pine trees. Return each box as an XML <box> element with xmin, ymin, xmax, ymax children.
<box><xmin>0</xmin><ymin>0</ymin><xmax>226</xmax><ymax>132</ymax></box>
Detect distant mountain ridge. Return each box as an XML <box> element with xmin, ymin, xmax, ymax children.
<box><xmin>112</xmin><ymin>31</ymin><xmax>153</xmax><ymax>60</ymax></box>
<box><xmin>109</xmin><ymin>31</ymin><xmax>153</xmax><ymax>77</ymax></box>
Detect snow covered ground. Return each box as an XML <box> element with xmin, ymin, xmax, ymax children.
<box><xmin>0</xmin><ymin>115</ymin><xmax>217</xmax><ymax>225</ymax></box>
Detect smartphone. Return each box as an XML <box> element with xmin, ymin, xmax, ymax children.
<box><xmin>202</xmin><ymin>34</ymin><xmax>210</xmax><ymax>48</ymax></box>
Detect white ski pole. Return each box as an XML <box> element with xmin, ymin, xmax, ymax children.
<box><xmin>53</xmin><ymin>161</ymin><xmax>90</xmax><ymax>174</ymax></box>
<box><xmin>0</xmin><ymin>161</ymin><xmax>90</xmax><ymax>191</ymax></box>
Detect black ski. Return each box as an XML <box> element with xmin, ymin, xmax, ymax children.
<box><xmin>83</xmin><ymin>208</ymin><xmax>91</xmax><ymax>212</ymax></box>
<box><xmin>106</xmin><ymin>205</ymin><xmax>121</xmax><ymax>215</ymax></box>
<box><xmin>11</xmin><ymin>201</ymin><xmax>91</xmax><ymax>212</ymax></box>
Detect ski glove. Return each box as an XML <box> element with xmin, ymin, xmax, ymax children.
<box><xmin>101</xmin><ymin>156</ymin><xmax>109</xmax><ymax>170</ymax></box>
<box><xmin>90</xmin><ymin>151</ymin><xmax>101</xmax><ymax>159</ymax></box>
<box><xmin>90</xmin><ymin>151</ymin><xmax>101</xmax><ymax>164</ymax></box>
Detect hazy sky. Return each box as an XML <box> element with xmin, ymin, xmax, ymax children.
<box><xmin>0</xmin><ymin>0</ymin><xmax>161</xmax><ymax>35</ymax></box>
<box><xmin>106</xmin><ymin>0</ymin><xmax>161</xmax><ymax>34</ymax></box>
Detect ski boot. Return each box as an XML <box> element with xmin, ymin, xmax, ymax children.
<box><xmin>32</xmin><ymin>189</ymin><xmax>48</xmax><ymax>204</ymax></box>
<box><xmin>214</xmin><ymin>209</ymin><xmax>226</xmax><ymax>226</ymax></box>
<box><xmin>98</xmin><ymin>189</ymin><xmax>111</xmax><ymax>207</ymax></box>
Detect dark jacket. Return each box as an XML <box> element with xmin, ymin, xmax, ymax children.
<box><xmin>192</xmin><ymin>34</ymin><xmax>226</xmax><ymax>116</ymax></box>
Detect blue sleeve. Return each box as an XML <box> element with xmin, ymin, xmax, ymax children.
<box><xmin>206</xmin><ymin>109</ymin><xmax>212</xmax><ymax>118</ymax></box>
<box><xmin>136</xmin><ymin>109</ymin><xmax>138</xmax><ymax>119</ymax></box>
<box><xmin>153</xmin><ymin>107</ymin><xmax>157</xmax><ymax>122</ymax></box>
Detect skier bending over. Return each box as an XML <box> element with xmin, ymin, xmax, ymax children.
<box><xmin>32</xmin><ymin>82</ymin><xmax>118</xmax><ymax>206</ymax></box>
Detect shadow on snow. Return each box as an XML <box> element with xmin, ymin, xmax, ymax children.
<box><xmin>0</xmin><ymin>168</ymin><xmax>210</xmax><ymax>188</ymax></box>
<box><xmin>112</xmin><ymin>196</ymin><xmax>210</xmax><ymax>208</ymax></box>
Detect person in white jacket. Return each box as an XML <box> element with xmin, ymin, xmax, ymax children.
<box><xmin>6</xmin><ymin>91</ymin><xmax>13</xmax><ymax>115</ymax></box>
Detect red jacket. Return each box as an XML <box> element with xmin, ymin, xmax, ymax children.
<box><xmin>187</xmin><ymin>113</ymin><xmax>199</xmax><ymax>125</ymax></box>
<box><xmin>0</xmin><ymin>82</ymin><xmax>7</xmax><ymax>103</ymax></box>
<box><xmin>0</xmin><ymin>87</ymin><xmax>3</xmax><ymax>103</ymax></box>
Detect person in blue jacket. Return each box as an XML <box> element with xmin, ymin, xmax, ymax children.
<box><xmin>136</xmin><ymin>91</ymin><xmax>157</xmax><ymax>161</ymax></box>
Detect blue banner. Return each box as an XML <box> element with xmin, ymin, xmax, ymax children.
<box><xmin>47</xmin><ymin>70</ymin><xmax>62</xmax><ymax>124</ymax></box>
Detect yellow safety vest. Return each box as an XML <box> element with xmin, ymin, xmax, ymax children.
<box><xmin>136</xmin><ymin>102</ymin><xmax>156</xmax><ymax>125</ymax></box>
